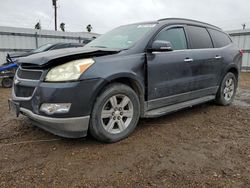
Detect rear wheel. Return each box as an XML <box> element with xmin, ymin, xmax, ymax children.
<box><xmin>2</xmin><ymin>77</ymin><xmax>13</xmax><ymax>88</ymax></box>
<box><xmin>90</xmin><ymin>83</ymin><xmax>140</xmax><ymax>143</ymax></box>
<box><xmin>216</xmin><ymin>72</ymin><xmax>237</xmax><ymax>106</ymax></box>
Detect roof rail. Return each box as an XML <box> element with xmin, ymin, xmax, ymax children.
<box><xmin>157</xmin><ymin>18</ymin><xmax>221</xmax><ymax>30</ymax></box>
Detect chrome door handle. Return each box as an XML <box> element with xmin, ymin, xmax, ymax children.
<box><xmin>184</xmin><ymin>58</ymin><xmax>194</xmax><ymax>62</ymax></box>
<box><xmin>214</xmin><ymin>55</ymin><xmax>222</xmax><ymax>59</ymax></box>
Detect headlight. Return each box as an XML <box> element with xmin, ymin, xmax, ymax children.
<box><xmin>45</xmin><ymin>58</ymin><xmax>94</xmax><ymax>82</ymax></box>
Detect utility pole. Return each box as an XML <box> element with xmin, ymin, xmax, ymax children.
<box><xmin>52</xmin><ymin>0</ymin><xmax>57</xmax><ymax>31</ymax></box>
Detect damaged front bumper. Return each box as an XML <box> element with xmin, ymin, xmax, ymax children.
<box><xmin>9</xmin><ymin>99</ymin><xmax>89</xmax><ymax>138</ymax></box>
<box><xmin>11</xmin><ymin>72</ymin><xmax>106</xmax><ymax>138</ymax></box>
<box><xmin>21</xmin><ymin>107</ymin><xmax>89</xmax><ymax>138</ymax></box>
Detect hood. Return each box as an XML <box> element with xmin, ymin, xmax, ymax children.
<box><xmin>8</xmin><ymin>51</ymin><xmax>33</xmax><ymax>59</ymax></box>
<box><xmin>17</xmin><ymin>47</ymin><xmax>120</xmax><ymax>67</ymax></box>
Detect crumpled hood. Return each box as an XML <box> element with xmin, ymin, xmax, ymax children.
<box><xmin>17</xmin><ymin>47</ymin><xmax>120</xmax><ymax>67</ymax></box>
<box><xmin>8</xmin><ymin>51</ymin><xmax>31</xmax><ymax>58</ymax></box>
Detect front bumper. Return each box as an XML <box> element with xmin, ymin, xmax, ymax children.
<box><xmin>11</xmin><ymin>75</ymin><xmax>107</xmax><ymax>138</ymax></box>
<box><xmin>20</xmin><ymin>107</ymin><xmax>90</xmax><ymax>138</ymax></box>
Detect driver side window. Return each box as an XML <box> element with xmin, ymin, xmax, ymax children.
<box><xmin>155</xmin><ymin>27</ymin><xmax>187</xmax><ymax>50</ymax></box>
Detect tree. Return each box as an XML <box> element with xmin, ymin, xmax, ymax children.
<box><xmin>35</xmin><ymin>22</ymin><xmax>41</xmax><ymax>30</ymax></box>
<box><xmin>60</xmin><ymin>22</ymin><xmax>65</xmax><ymax>32</ymax></box>
<box><xmin>86</xmin><ymin>24</ymin><xmax>92</xmax><ymax>32</ymax></box>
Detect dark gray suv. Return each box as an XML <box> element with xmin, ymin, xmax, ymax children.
<box><xmin>9</xmin><ymin>18</ymin><xmax>242</xmax><ymax>143</ymax></box>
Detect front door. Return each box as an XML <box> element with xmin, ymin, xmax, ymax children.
<box><xmin>146</xmin><ymin>26</ymin><xmax>194</xmax><ymax>110</ymax></box>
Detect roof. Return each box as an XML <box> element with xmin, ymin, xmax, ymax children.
<box><xmin>158</xmin><ymin>18</ymin><xmax>221</xmax><ymax>30</ymax></box>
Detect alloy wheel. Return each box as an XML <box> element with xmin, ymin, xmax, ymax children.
<box><xmin>101</xmin><ymin>94</ymin><xmax>134</xmax><ymax>134</ymax></box>
<box><xmin>223</xmin><ymin>78</ymin><xmax>235</xmax><ymax>101</ymax></box>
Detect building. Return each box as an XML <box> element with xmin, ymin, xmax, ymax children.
<box><xmin>228</xmin><ymin>29</ymin><xmax>250</xmax><ymax>71</ymax></box>
<box><xmin>0</xmin><ymin>26</ymin><xmax>99</xmax><ymax>65</ymax></box>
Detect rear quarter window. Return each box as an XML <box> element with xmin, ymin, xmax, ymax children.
<box><xmin>208</xmin><ymin>29</ymin><xmax>232</xmax><ymax>48</ymax></box>
<box><xmin>186</xmin><ymin>25</ymin><xmax>213</xmax><ymax>49</ymax></box>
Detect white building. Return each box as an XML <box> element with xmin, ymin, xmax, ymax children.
<box><xmin>228</xmin><ymin>29</ymin><xmax>250</xmax><ymax>71</ymax></box>
<box><xmin>0</xmin><ymin>26</ymin><xmax>99</xmax><ymax>65</ymax></box>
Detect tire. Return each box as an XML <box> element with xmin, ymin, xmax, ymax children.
<box><xmin>2</xmin><ymin>77</ymin><xmax>13</xmax><ymax>88</ymax></box>
<box><xmin>90</xmin><ymin>83</ymin><xmax>140</xmax><ymax>143</ymax></box>
<box><xmin>216</xmin><ymin>72</ymin><xmax>237</xmax><ymax>106</ymax></box>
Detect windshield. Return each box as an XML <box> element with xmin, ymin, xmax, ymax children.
<box><xmin>32</xmin><ymin>43</ymin><xmax>53</xmax><ymax>53</ymax></box>
<box><xmin>85</xmin><ymin>23</ymin><xmax>157</xmax><ymax>49</ymax></box>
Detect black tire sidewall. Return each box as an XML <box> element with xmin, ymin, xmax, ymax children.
<box><xmin>217</xmin><ymin>73</ymin><xmax>237</xmax><ymax>105</ymax></box>
<box><xmin>2</xmin><ymin>78</ymin><xmax>13</xmax><ymax>88</ymax></box>
<box><xmin>90</xmin><ymin>84</ymin><xmax>140</xmax><ymax>143</ymax></box>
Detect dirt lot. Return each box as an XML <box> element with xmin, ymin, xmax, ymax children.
<box><xmin>0</xmin><ymin>74</ymin><xmax>250</xmax><ymax>188</ymax></box>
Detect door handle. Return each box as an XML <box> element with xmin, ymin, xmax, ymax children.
<box><xmin>184</xmin><ymin>58</ymin><xmax>194</xmax><ymax>62</ymax></box>
<box><xmin>214</xmin><ymin>55</ymin><xmax>222</xmax><ymax>59</ymax></box>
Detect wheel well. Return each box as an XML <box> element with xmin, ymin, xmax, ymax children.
<box><xmin>98</xmin><ymin>77</ymin><xmax>145</xmax><ymax>116</ymax></box>
<box><xmin>228</xmin><ymin>67</ymin><xmax>239</xmax><ymax>80</ymax></box>
<box><xmin>109</xmin><ymin>78</ymin><xmax>142</xmax><ymax>95</ymax></box>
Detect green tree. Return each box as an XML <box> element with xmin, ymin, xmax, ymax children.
<box><xmin>86</xmin><ymin>24</ymin><xmax>92</xmax><ymax>32</ymax></box>
<box><xmin>35</xmin><ymin>22</ymin><xmax>41</xmax><ymax>30</ymax></box>
<box><xmin>60</xmin><ymin>22</ymin><xmax>65</xmax><ymax>32</ymax></box>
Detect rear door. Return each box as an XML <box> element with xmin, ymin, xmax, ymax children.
<box><xmin>146</xmin><ymin>26</ymin><xmax>195</xmax><ymax>110</ymax></box>
<box><xmin>207</xmin><ymin>28</ymin><xmax>234</xmax><ymax>84</ymax></box>
<box><xmin>185</xmin><ymin>25</ymin><xmax>221</xmax><ymax>92</ymax></box>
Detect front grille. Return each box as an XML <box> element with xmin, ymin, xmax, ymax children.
<box><xmin>14</xmin><ymin>85</ymin><xmax>35</xmax><ymax>98</ymax></box>
<box><xmin>17</xmin><ymin>68</ymin><xmax>43</xmax><ymax>80</ymax></box>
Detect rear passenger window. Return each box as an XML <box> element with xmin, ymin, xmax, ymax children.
<box><xmin>186</xmin><ymin>26</ymin><xmax>213</xmax><ymax>49</ymax></box>
<box><xmin>154</xmin><ymin>27</ymin><xmax>187</xmax><ymax>50</ymax></box>
<box><xmin>208</xmin><ymin>29</ymin><xmax>232</xmax><ymax>48</ymax></box>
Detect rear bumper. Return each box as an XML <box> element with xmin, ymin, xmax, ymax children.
<box><xmin>20</xmin><ymin>107</ymin><xmax>90</xmax><ymax>138</ymax></box>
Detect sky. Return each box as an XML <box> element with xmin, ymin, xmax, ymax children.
<box><xmin>0</xmin><ymin>0</ymin><xmax>250</xmax><ymax>34</ymax></box>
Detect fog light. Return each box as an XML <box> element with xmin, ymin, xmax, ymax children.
<box><xmin>40</xmin><ymin>103</ymin><xmax>71</xmax><ymax>115</ymax></box>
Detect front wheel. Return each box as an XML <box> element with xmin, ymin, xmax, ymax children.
<box><xmin>216</xmin><ymin>72</ymin><xmax>237</xmax><ymax>106</ymax></box>
<box><xmin>90</xmin><ymin>83</ymin><xmax>140</xmax><ymax>143</ymax></box>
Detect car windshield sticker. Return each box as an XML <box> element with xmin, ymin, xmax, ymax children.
<box><xmin>137</xmin><ymin>24</ymin><xmax>156</xmax><ymax>28</ymax></box>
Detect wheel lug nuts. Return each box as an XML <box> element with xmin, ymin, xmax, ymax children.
<box><xmin>112</xmin><ymin>112</ymin><xmax>115</xmax><ymax>116</ymax></box>
<box><xmin>117</xmin><ymin>116</ymin><xmax>121</xmax><ymax>120</ymax></box>
<box><xmin>119</xmin><ymin>107</ymin><xmax>122</xmax><ymax>111</ymax></box>
<box><xmin>113</xmin><ymin>117</ymin><xmax>116</xmax><ymax>120</ymax></box>
<box><xmin>120</xmin><ymin>112</ymin><xmax>123</xmax><ymax>115</ymax></box>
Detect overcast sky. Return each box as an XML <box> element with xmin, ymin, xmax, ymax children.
<box><xmin>0</xmin><ymin>0</ymin><xmax>250</xmax><ymax>33</ymax></box>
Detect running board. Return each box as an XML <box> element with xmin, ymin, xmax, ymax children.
<box><xmin>145</xmin><ymin>95</ymin><xmax>215</xmax><ymax>118</ymax></box>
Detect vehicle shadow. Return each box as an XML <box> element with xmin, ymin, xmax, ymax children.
<box><xmin>1</xmin><ymin>101</ymin><xmax>223</xmax><ymax>147</ymax></box>
<box><xmin>50</xmin><ymin>101</ymin><xmax>216</xmax><ymax>146</ymax></box>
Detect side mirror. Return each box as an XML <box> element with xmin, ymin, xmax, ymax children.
<box><xmin>149</xmin><ymin>40</ymin><xmax>173</xmax><ymax>52</ymax></box>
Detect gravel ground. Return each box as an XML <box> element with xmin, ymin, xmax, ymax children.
<box><xmin>0</xmin><ymin>73</ymin><xmax>250</xmax><ymax>188</ymax></box>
